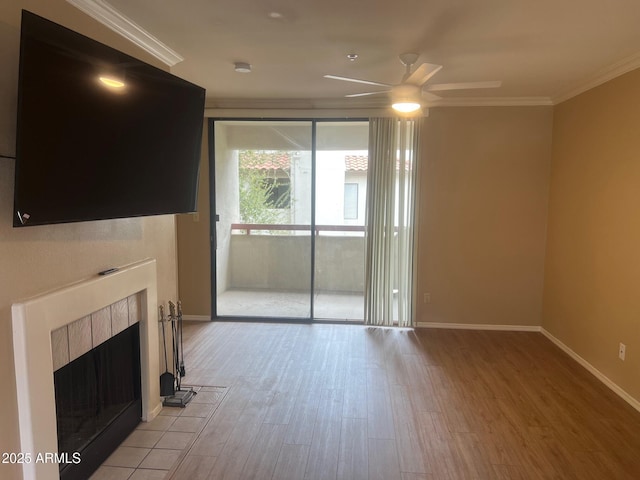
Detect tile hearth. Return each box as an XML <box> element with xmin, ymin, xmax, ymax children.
<box><xmin>91</xmin><ymin>386</ymin><xmax>227</xmax><ymax>480</ymax></box>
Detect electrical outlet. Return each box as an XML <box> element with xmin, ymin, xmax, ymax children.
<box><xmin>619</xmin><ymin>343</ymin><xmax>626</xmax><ymax>361</ymax></box>
<box><xmin>424</xmin><ymin>293</ymin><xmax>431</xmax><ymax>304</ymax></box>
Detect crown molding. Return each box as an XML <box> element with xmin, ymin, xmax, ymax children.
<box><xmin>205</xmin><ymin>96</ymin><xmax>553</xmax><ymax>115</ymax></box>
<box><xmin>426</xmin><ymin>96</ymin><xmax>554</xmax><ymax>107</ymax></box>
<box><xmin>66</xmin><ymin>0</ymin><xmax>183</xmax><ymax>66</ymax></box>
<box><xmin>204</xmin><ymin>107</ymin><xmax>407</xmax><ymax>119</ymax></box>
<box><xmin>552</xmin><ymin>51</ymin><xmax>640</xmax><ymax>104</ymax></box>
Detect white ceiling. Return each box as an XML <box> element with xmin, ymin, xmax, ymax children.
<box><xmin>100</xmin><ymin>0</ymin><xmax>640</xmax><ymax>108</ymax></box>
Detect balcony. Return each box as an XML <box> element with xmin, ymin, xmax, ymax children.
<box><xmin>216</xmin><ymin>224</ymin><xmax>365</xmax><ymax>320</ymax></box>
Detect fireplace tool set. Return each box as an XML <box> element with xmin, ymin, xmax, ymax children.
<box><xmin>159</xmin><ymin>300</ymin><xmax>197</xmax><ymax>407</ymax></box>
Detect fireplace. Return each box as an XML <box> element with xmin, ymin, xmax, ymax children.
<box><xmin>55</xmin><ymin>322</ymin><xmax>141</xmax><ymax>480</ymax></box>
<box><xmin>12</xmin><ymin>259</ymin><xmax>161</xmax><ymax>480</ymax></box>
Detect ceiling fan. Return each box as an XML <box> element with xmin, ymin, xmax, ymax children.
<box><xmin>324</xmin><ymin>53</ymin><xmax>502</xmax><ymax>113</ymax></box>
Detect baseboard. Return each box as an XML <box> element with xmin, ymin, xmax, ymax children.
<box><xmin>145</xmin><ymin>401</ymin><xmax>163</xmax><ymax>422</ymax></box>
<box><xmin>183</xmin><ymin>315</ymin><xmax>211</xmax><ymax>322</ymax></box>
<box><xmin>416</xmin><ymin>322</ymin><xmax>542</xmax><ymax>332</ymax></box>
<box><xmin>541</xmin><ymin>328</ymin><xmax>640</xmax><ymax>414</ymax></box>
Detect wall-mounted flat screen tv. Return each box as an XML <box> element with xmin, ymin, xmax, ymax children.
<box><xmin>13</xmin><ymin>10</ymin><xmax>206</xmax><ymax>227</ymax></box>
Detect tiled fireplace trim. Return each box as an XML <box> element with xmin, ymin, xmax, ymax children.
<box><xmin>51</xmin><ymin>293</ymin><xmax>142</xmax><ymax>371</ymax></box>
<box><xmin>12</xmin><ymin>259</ymin><xmax>161</xmax><ymax>480</ymax></box>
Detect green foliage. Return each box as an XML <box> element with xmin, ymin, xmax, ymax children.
<box><xmin>238</xmin><ymin>151</ymin><xmax>291</xmax><ymax>225</ymax></box>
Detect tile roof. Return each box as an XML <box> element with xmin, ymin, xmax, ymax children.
<box><xmin>239</xmin><ymin>151</ymin><xmax>291</xmax><ymax>170</ymax></box>
<box><xmin>345</xmin><ymin>155</ymin><xmax>368</xmax><ymax>171</ymax></box>
<box><xmin>347</xmin><ymin>155</ymin><xmax>412</xmax><ymax>171</ymax></box>
<box><xmin>238</xmin><ymin>152</ymin><xmax>414</xmax><ymax>173</ymax></box>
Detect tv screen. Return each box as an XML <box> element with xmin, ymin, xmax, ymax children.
<box><xmin>13</xmin><ymin>11</ymin><xmax>206</xmax><ymax>227</ymax></box>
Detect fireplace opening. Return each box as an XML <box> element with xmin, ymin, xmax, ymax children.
<box><xmin>54</xmin><ymin>323</ymin><xmax>142</xmax><ymax>480</ymax></box>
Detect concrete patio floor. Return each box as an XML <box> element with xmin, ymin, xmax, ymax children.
<box><xmin>216</xmin><ymin>289</ymin><xmax>364</xmax><ymax>321</ymax></box>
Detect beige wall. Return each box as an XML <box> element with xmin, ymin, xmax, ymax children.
<box><xmin>415</xmin><ymin>107</ymin><xmax>553</xmax><ymax>326</ymax></box>
<box><xmin>0</xmin><ymin>3</ymin><xmax>178</xmax><ymax>478</ymax></box>
<box><xmin>177</xmin><ymin>124</ymin><xmax>212</xmax><ymax>316</ymax></box>
<box><xmin>542</xmin><ymin>68</ymin><xmax>640</xmax><ymax>403</ymax></box>
<box><xmin>181</xmin><ymin>108</ymin><xmax>554</xmax><ymax>323</ymax></box>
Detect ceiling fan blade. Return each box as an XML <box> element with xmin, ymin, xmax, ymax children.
<box><xmin>324</xmin><ymin>74</ymin><xmax>392</xmax><ymax>88</ymax></box>
<box><xmin>425</xmin><ymin>80</ymin><xmax>502</xmax><ymax>92</ymax></box>
<box><xmin>345</xmin><ymin>90</ymin><xmax>391</xmax><ymax>98</ymax></box>
<box><xmin>404</xmin><ymin>62</ymin><xmax>443</xmax><ymax>86</ymax></box>
<box><xmin>421</xmin><ymin>91</ymin><xmax>442</xmax><ymax>102</ymax></box>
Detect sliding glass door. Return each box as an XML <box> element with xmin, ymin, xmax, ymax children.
<box><xmin>313</xmin><ymin>122</ymin><xmax>368</xmax><ymax>321</ymax></box>
<box><xmin>213</xmin><ymin>120</ymin><xmax>313</xmax><ymax>319</ymax></box>
<box><xmin>211</xmin><ymin>119</ymin><xmax>367</xmax><ymax>321</ymax></box>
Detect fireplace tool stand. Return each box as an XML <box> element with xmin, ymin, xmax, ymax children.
<box><xmin>162</xmin><ymin>300</ymin><xmax>197</xmax><ymax>407</ymax></box>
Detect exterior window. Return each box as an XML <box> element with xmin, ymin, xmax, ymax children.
<box><xmin>344</xmin><ymin>183</ymin><xmax>358</xmax><ymax>219</ymax></box>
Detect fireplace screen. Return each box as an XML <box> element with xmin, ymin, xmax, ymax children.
<box><xmin>54</xmin><ymin>323</ymin><xmax>141</xmax><ymax>477</ymax></box>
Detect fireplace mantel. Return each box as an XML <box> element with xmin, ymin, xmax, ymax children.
<box><xmin>12</xmin><ymin>258</ymin><xmax>161</xmax><ymax>480</ymax></box>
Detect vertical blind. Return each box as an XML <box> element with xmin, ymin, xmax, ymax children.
<box><xmin>364</xmin><ymin>117</ymin><xmax>422</xmax><ymax>327</ymax></box>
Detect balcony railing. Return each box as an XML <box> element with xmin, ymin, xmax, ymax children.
<box><xmin>227</xmin><ymin>223</ymin><xmax>366</xmax><ymax>292</ymax></box>
<box><xmin>231</xmin><ymin>223</ymin><xmax>366</xmax><ymax>235</ymax></box>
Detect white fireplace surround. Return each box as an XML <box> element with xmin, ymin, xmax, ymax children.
<box><xmin>12</xmin><ymin>258</ymin><xmax>161</xmax><ymax>480</ymax></box>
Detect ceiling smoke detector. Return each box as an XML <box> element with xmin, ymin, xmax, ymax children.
<box><xmin>234</xmin><ymin>62</ymin><xmax>252</xmax><ymax>73</ymax></box>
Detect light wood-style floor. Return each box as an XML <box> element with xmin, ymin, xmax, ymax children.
<box><xmin>167</xmin><ymin>322</ymin><xmax>640</xmax><ymax>480</ymax></box>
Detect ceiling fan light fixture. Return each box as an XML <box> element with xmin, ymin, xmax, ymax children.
<box><xmin>392</xmin><ymin>101</ymin><xmax>421</xmax><ymax>113</ymax></box>
<box><xmin>391</xmin><ymin>84</ymin><xmax>421</xmax><ymax>113</ymax></box>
